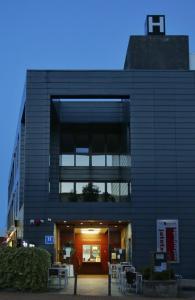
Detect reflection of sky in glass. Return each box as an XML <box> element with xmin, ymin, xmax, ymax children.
<box><xmin>60</xmin><ymin>155</ymin><xmax>74</xmax><ymax>166</ymax></box>
<box><xmin>76</xmin><ymin>155</ymin><xmax>89</xmax><ymax>166</ymax></box>
<box><xmin>76</xmin><ymin>147</ymin><xmax>89</xmax><ymax>154</ymax></box>
<box><xmin>92</xmin><ymin>155</ymin><xmax>105</xmax><ymax>166</ymax></box>
<box><xmin>76</xmin><ymin>182</ymin><xmax>88</xmax><ymax>194</ymax></box>
<box><xmin>93</xmin><ymin>182</ymin><xmax>105</xmax><ymax>194</ymax></box>
<box><xmin>59</xmin><ymin>181</ymin><xmax>130</xmax><ymax>202</ymax></box>
<box><xmin>60</xmin><ymin>182</ymin><xmax>74</xmax><ymax>193</ymax></box>
<box><xmin>120</xmin><ymin>183</ymin><xmax>128</xmax><ymax>196</ymax></box>
<box><xmin>107</xmin><ymin>155</ymin><xmax>120</xmax><ymax>167</ymax></box>
<box><xmin>107</xmin><ymin>183</ymin><xmax>111</xmax><ymax>194</ymax></box>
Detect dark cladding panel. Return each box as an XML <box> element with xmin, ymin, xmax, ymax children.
<box><xmin>124</xmin><ymin>35</ymin><xmax>189</xmax><ymax>70</ymax></box>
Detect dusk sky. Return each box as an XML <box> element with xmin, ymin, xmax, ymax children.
<box><xmin>1</xmin><ymin>0</ymin><xmax>195</xmax><ymax>234</ymax></box>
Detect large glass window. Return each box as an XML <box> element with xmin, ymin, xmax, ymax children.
<box><xmin>59</xmin><ymin>181</ymin><xmax>130</xmax><ymax>202</ymax></box>
<box><xmin>59</xmin><ymin>124</ymin><xmax>129</xmax><ymax>168</ymax></box>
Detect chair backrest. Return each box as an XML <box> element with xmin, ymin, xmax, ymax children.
<box><xmin>122</xmin><ymin>264</ymin><xmax>134</xmax><ymax>271</ymax></box>
<box><xmin>49</xmin><ymin>268</ymin><xmax>60</xmax><ymax>276</ymax></box>
<box><xmin>126</xmin><ymin>271</ymin><xmax>137</xmax><ymax>284</ymax></box>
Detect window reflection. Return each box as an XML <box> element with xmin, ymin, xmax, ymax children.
<box><xmin>76</xmin><ymin>182</ymin><xmax>88</xmax><ymax>194</ymax></box>
<box><xmin>60</xmin><ymin>182</ymin><xmax>74</xmax><ymax>193</ymax></box>
<box><xmin>119</xmin><ymin>155</ymin><xmax>131</xmax><ymax>167</ymax></box>
<box><xmin>120</xmin><ymin>183</ymin><xmax>128</xmax><ymax>202</ymax></box>
<box><xmin>92</xmin><ymin>155</ymin><xmax>105</xmax><ymax>166</ymax></box>
<box><xmin>60</xmin><ymin>181</ymin><xmax>130</xmax><ymax>202</ymax></box>
<box><xmin>107</xmin><ymin>182</ymin><xmax>120</xmax><ymax>202</ymax></box>
<box><xmin>59</xmin><ymin>124</ymin><xmax>130</xmax><ymax>168</ymax></box>
<box><xmin>76</xmin><ymin>154</ymin><xmax>89</xmax><ymax>166</ymax></box>
<box><xmin>59</xmin><ymin>182</ymin><xmax>77</xmax><ymax>202</ymax></box>
<box><xmin>76</xmin><ymin>147</ymin><xmax>89</xmax><ymax>154</ymax></box>
<box><xmin>107</xmin><ymin>155</ymin><xmax>120</xmax><ymax>167</ymax></box>
<box><xmin>60</xmin><ymin>154</ymin><xmax>74</xmax><ymax>166</ymax></box>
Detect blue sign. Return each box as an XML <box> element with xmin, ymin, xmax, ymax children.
<box><xmin>45</xmin><ymin>235</ymin><xmax>54</xmax><ymax>245</ymax></box>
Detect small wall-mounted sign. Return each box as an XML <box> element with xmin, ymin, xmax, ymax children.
<box><xmin>45</xmin><ymin>235</ymin><xmax>54</xmax><ymax>245</ymax></box>
<box><xmin>145</xmin><ymin>15</ymin><xmax>166</xmax><ymax>36</ymax></box>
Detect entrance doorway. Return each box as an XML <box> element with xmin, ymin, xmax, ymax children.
<box><xmin>54</xmin><ymin>221</ymin><xmax>132</xmax><ymax>275</ymax></box>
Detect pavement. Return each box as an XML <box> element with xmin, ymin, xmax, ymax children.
<box><xmin>0</xmin><ymin>291</ymin><xmax>195</xmax><ymax>300</ymax></box>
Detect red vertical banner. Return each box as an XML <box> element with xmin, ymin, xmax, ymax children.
<box><xmin>166</xmin><ymin>228</ymin><xmax>174</xmax><ymax>261</ymax></box>
<box><xmin>157</xmin><ymin>220</ymin><xmax>179</xmax><ymax>263</ymax></box>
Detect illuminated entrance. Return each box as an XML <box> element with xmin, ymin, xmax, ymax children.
<box><xmin>54</xmin><ymin>221</ymin><xmax>132</xmax><ymax>275</ymax></box>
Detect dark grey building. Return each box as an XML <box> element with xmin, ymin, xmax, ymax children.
<box><xmin>7</xmin><ymin>16</ymin><xmax>195</xmax><ymax>278</ymax></box>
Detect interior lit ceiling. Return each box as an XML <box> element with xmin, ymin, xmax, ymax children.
<box><xmin>74</xmin><ymin>227</ymin><xmax>108</xmax><ymax>234</ymax></box>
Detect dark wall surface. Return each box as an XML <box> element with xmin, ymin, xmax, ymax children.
<box><xmin>24</xmin><ymin>69</ymin><xmax>195</xmax><ymax>278</ymax></box>
<box><xmin>124</xmin><ymin>36</ymin><xmax>189</xmax><ymax>70</ymax></box>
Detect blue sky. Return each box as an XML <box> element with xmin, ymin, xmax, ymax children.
<box><xmin>0</xmin><ymin>0</ymin><xmax>195</xmax><ymax>234</ymax></box>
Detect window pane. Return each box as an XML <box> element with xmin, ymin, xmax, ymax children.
<box><xmin>107</xmin><ymin>182</ymin><xmax>120</xmax><ymax>202</ymax></box>
<box><xmin>76</xmin><ymin>182</ymin><xmax>100</xmax><ymax>202</ymax></box>
<box><xmin>76</xmin><ymin>147</ymin><xmax>89</xmax><ymax>154</ymax></box>
<box><xmin>119</xmin><ymin>155</ymin><xmax>131</xmax><ymax>167</ymax></box>
<box><xmin>93</xmin><ymin>183</ymin><xmax>105</xmax><ymax>194</ymax></box>
<box><xmin>120</xmin><ymin>183</ymin><xmax>128</xmax><ymax>202</ymax></box>
<box><xmin>92</xmin><ymin>155</ymin><xmax>105</xmax><ymax>166</ymax></box>
<box><xmin>76</xmin><ymin>155</ymin><xmax>89</xmax><ymax>166</ymax></box>
<box><xmin>107</xmin><ymin>155</ymin><xmax>120</xmax><ymax>167</ymax></box>
<box><xmin>60</xmin><ymin>182</ymin><xmax>74</xmax><ymax>193</ymax></box>
<box><xmin>76</xmin><ymin>182</ymin><xmax>88</xmax><ymax>194</ymax></box>
<box><xmin>60</xmin><ymin>154</ymin><xmax>74</xmax><ymax>166</ymax></box>
<box><xmin>93</xmin><ymin>182</ymin><xmax>105</xmax><ymax>201</ymax></box>
<box><xmin>76</xmin><ymin>182</ymin><xmax>88</xmax><ymax>202</ymax></box>
<box><xmin>60</xmin><ymin>182</ymin><xmax>77</xmax><ymax>202</ymax></box>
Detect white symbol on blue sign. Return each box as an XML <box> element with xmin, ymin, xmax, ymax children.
<box><xmin>45</xmin><ymin>235</ymin><xmax>54</xmax><ymax>245</ymax></box>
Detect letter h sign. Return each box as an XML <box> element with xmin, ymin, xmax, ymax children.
<box><xmin>145</xmin><ymin>15</ymin><xmax>165</xmax><ymax>36</ymax></box>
